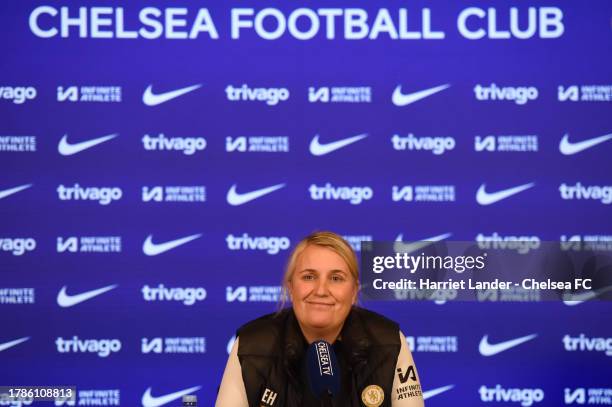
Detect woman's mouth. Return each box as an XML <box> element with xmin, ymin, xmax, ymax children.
<box><xmin>306</xmin><ymin>301</ymin><xmax>334</xmax><ymax>306</ymax></box>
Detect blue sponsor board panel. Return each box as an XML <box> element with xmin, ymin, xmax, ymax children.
<box><xmin>1</xmin><ymin>1</ymin><xmax>611</xmax><ymax>406</ymax></box>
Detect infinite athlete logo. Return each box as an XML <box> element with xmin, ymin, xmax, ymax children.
<box><xmin>396</xmin><ymin>366</ymin><xmax>418</xmax><ymax>383</ymax></box>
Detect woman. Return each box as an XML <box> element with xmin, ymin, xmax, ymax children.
<box><xmin>216</xmin><ymin>231</ymin><xmax>425</xmax><ymax>407</ymax></box>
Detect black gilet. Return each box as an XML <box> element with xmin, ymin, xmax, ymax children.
<box><xmin>236</xmin><ymin>306</ymin><xmax>400</xmax><ymax>407</ymax></box>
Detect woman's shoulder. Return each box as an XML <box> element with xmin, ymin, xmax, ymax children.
<box><xmin>347</xmin><ymin>306</ymin><xmax>401</xmax><ymax>346</ymax></box>
<box><xmin>351</xmin><ymin>306</ymin><xmax>399</xmax><ymax>329</ymax></box>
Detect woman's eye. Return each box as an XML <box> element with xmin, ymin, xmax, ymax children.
<box><xmin>302</xmin><ymin>274</ymin><xmax>314</xmax><ymax>281</ymax></box>
<box><xmin>332</xmin><ymin>275</ymin><xmax>345</xmax><ymax>282</ymax></box>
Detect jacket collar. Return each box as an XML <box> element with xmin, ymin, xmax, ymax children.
<box><xmin>282</xmin><ymin>306</ymin><xmax>371</xmax><ymax>372</ymax></box>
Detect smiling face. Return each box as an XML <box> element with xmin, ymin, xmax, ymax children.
<box><xmin>288</xmin><ymin>244</ymin><xmax>358</xmax><ymax>341</ymax></box>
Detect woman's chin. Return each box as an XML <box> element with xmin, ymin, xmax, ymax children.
<box><xmin>304</xmin><ymin>315</ymin><xmax>335</xmax><ymax>330</ymax></box>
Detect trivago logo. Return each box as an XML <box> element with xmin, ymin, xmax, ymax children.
<box><xmin>391</xmin><ymin>134</ymin><xmax>455</xmax><ymax>155</ymax></box>
<box><xmin>479</xmin><ymin>385</ymin><xmax>544</xmax><ymax>407</ymax></box>
<box><xmin>142</xmin><ymin>133</ymin><xmax>206</xmax><ymax>155</ymax></box>
<box><xmin>0</xmin><ymin>86</ymin><xmax>37</xmax><ymax>104</ymax></box>
<box><xmin>563</xmin><ymin>334</ymin><xmax>612</xmax><ymax>356</ymax></box>
<box><xmin>225</xmin><ymin>84</ymin><xmax>289</xmax><ymax>105</ymax></box>
<box><xmin>0</xmin><ymin>238</ymin><xmax>36</xmax><ymax>256</ymax></box>
<box><xmin>559</xmin><ymin>183</ymin><xmax>612</xmax><ymax>204</ymax></box>
<box><xmin>474</xmin><ymin>84</ymin><xmax>538</xmax><ymax>105</ymax></box>
<box><xmin>57</xmin><ymin>184</ymin><xmax>122</xmax><ymax>205</ymax></box>
<box><xmin>476</xmin><ymin>232</ymin><xmax>540</xmax><ymax>254</ymax></box>
<box><xmin>55</xmin><ymin>336</ymin><xmax>121</xmax><ymax>357</ymax></box>
<box><xmin>226</xmin><ymin>233</ymin><xmax>290</xmax><ymax>255</ymax></box>
<box><xmin>141</xmin><ymin>284</ymin><xmax>207</xmax><ymax>306</ymax></box>
<box><xmin>309</xmin><ymin>183</ymin><xmax>373</xmax><ymax>205</ymax></box>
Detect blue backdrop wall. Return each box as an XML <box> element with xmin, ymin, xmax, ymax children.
<box><xmin>2</xmin><ymin>1</ymin><xmax>611</xmax><ymax>406</ymax></box>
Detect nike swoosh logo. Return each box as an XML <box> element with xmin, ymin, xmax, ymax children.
<box><xmin>58</xmin><ymin>133</ymin><xmax>118</xmax><ymax>156</ymax></box>
<box><xmin>57</xmin><ymin>284</ymin><xmax>117</xmax><ymax>308</ymax></box>
<box><xmin>559</xmin><ymin>133</ymin><xmax>612</xmax><ymax>155</ymax></box>
<box><xmin>142</xmin><ymin>234</ymin><xmax>202</xmax><ymax>256</ymax></box>
<box><xmin>226</xmin><ymin>183</ymin><xmax>285</xmax><ymax>206</ymax></box>
<box><xmin>0</xmin><ymin>184</ymin><xmax>32</xmax><ymax>200</ymax></box>
<box><xmin>142</xmin><ymin>84</ymin><xmax>202</xmax><ymax>106</ymax></box>
<box><xmin>309</xmin><ymin>133</ymin><xmax>367</xmax><ymax>156</ymax></box>
<box><xmin>479</xmin><ymin>334</ymin><xmax>537</xmax><ymax>356</ymax></box>
<box><xmin>392</xmin><ymin>84</ymin><xmax>450</xmax><ymax>106</ymax></box>
<box><xmin>0</xmin><ymin>336</ymin><xmax>30</xmax><ymax>352</ymax></box>
<box><xmin>476</xmin><ymin>182</ymin><xmax>534</xmax><ymax>205</ymax></box>
<box><xmin>563</xmin><ymin>285</ymin><xmax>612</xmax><ymax>306</ymax></box>
<box><xmin>142</xmin><ymin>386</ymin><xmax>201</xmax><ymax>407</ymax></box>
<box><xmin>423</xmin><ymin>385</ymin><xmax>454</xmax><ymax>400</ymax></box>
<box><xmin>393</xmin><ymin>232</ymin><xmax>452</xmax><ymax>254</ymax></box>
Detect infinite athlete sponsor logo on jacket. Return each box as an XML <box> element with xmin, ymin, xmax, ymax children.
<box><xmin>395</xmin><ymin>365</ymin><xmax>422</xmax><ymax>400</ymax></box>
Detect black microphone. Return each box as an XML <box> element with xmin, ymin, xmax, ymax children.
<box><xmin>305</xmin><ymin>340</ymin><xmax>341</xmax><ymax>407</ymax></box>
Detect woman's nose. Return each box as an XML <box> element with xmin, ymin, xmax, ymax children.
<box><xmin>314</xmin><ymin>278</ymin><xmax>329</xmax><ymax>296</ymax></box>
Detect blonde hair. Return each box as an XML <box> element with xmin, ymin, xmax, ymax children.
<box><xmin>278</xmin><ymin>231</ymin><xmax>360</xmax><ymax>311</ymax></box>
